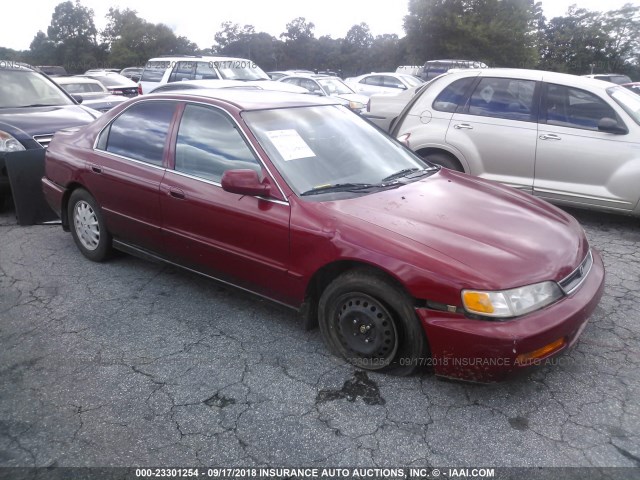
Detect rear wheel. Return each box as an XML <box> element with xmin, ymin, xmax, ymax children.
<box><xmin>424</xmin><ymin>151</ymin><xmax>463</xmax><ymax>172</ymax></box>
<box><xmin>318</xmin><ymin>269</ymin><xmax>429</xmax><ymax>376</ymax></box>
<box><xmin>68</xmin><ymin>189</ymin><xmax>111</xmax><ymax>262</ymax></box>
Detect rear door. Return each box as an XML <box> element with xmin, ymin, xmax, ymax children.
<box><xmin>445</xmin><ymin>76</ymin><xmax>540</xmax><ymax>192</ymax></box>
<box><xmin>88</xmin><ymin>100</ymin><xmax>178</xmax><ymax>252</ymax></box>
<box><xmin>534</xmin><ymin>83</ymin><xmax>639</xmax><ymax>211</ymax></box>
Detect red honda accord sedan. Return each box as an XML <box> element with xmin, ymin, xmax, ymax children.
<box><xmin>42</xmin><ymin>90</ymin><xmax>605</xmax><ymax>382</ymax></box>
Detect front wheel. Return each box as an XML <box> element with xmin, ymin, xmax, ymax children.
<box><xmin>318</xmin><ymin>269</ymin><xmax>429</xmax><ymax>376</ymax></box>
<box><xmin>424</xmin><ymin>152</ymin><xmax>463</xmax><ymax>172</ymax></box>
<box><xmin>68</xmin><ymin>188</ymin><xmax>111</xmax><ymax>262</ymax></box>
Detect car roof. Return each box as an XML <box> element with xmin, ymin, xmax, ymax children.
<box><xmin>146</xmin><ymin>55</ymin><xmax>252</xmax><ymax>63</ymax></box>
<box><xmin>149</xmin><ymin>89</ymin><xmax>340</xmax><ymax>110</ymax></box>
<box><xmin>444</xmin><ymin>68</ymin><xmax>621</xmax><ymax>90</ymax></box>
<box><xmin>56</xmin><ymin>76</ymin><xmax>102</xmax><ymax>84</ymax></box>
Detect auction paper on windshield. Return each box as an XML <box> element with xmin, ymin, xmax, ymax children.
<box><xmin>265</xmin><ymin>129</ymin><xmax>316</xmax><ymax>161</ymax></box>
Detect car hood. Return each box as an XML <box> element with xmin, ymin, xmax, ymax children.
<box><xmin>325</xmin><ymin>169</ymin><xmax>589</xmax><ymax>289</ymax></box>
<box><xmin>0</xmin><ymin>105</ymin><xmax>99</xmax><ymax>140</ymax></box>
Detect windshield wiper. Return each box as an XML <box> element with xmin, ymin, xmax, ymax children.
<box><xmin>16</xmin><ymin>103</ymin><xmax>60</xmax><ymax>108</ymax></box>
<box><xmin>381</xmin><ymin>167</ymin><xmax>438</xmax><ymax>183</ymax></box>
<box><xmin>301</xmin><ymin>183</ymin><xmax>378</xmax><ymax>196</ymax></box>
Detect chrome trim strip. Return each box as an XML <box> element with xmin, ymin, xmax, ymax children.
<box><xmin>165</xmin><ymin>169</ymin><xmax>289</xmax><ymax>206</ymax></box>
<box><xmin>112</xmin><ymin>239</ymin><xmax>298</xmax><ymax>311</ymax></box>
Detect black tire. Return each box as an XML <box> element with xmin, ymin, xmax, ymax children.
<box><xmin>318</xmin><ymin>269</ymin><xmax>429</xmax><ymax>376</ymax></box>
<box><xmin>67</xmin><ymin>188</ymin><xmax>111</xmax><ymax>262</ymax></box>
<box><xmin>424</xmin><ymin>152</ymin><xmax>463</xmax><ymax>172</ymax></box>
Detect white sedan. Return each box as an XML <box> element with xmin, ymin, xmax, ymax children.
<box><xmin>345</xmin><ymin>72</ymin><xmax>423</xmax><ymax>97</ymax></box>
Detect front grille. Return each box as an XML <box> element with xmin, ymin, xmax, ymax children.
<box><xmin>33</xmin><ymin>134</ymin><xmax>54</xmax><ymax>148</ymax></box>
<box><xmin>559</xmin><ymin>250</ymin><xmax>593</xmax><ymax>295</ymax></box>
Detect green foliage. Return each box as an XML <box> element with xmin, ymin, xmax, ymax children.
<box><xmin>6</xmin><ymin>0</ymin><xmax>639</xmax><ymax>80</ymax></box>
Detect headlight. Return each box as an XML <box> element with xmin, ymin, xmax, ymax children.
<box><xmin>348</xmin><ymin>101</ymin><xmax>365</xmax><ymax>110</ymax></box>
<box><xmin>462</xmin><ymin>281</ymin><xmax>563</xmax><ymax>318</ymax></box>
<box><xmin>0</xmin><ymin>131</ymin><xmax>26</xmax><ymax>152</ymax></box>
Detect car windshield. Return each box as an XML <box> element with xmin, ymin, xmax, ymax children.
<box><xmin>317</xmin><ymin>78</ymin><xmax>354</xmax><ymax>95</ymax></box>
<box><xmin>609</xmin><ymin>86</ymin><xmax>640</xmax><ymax>125</ymax></box>
<box><xmin>217</xmin><ymin>63</ymin><xmax>270</xmax><ymax>81</ymax></box>
<box><xmin>401</xmin><ymin>75</ymin><xmax>423</xmax><ymax>87</ymax></box>
<box><xmin>243</xmin><ymin>105</ymin><xmax>433</xmax><ymax>197</ymax></box>
<box><xmin>0</xmin><ymin>70</ymin><xmax>74</xmax><ymax>108</ymax></box>
<box><xmin>89</xmin><ymin>74</ymin><xmax>135</xmax><ymax>87</ymax></box>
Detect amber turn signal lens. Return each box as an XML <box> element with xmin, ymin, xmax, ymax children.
<box><xmin>462</xmin><ymin>291</ymin><xmax>495</xmax><ymax>314</ymax></box>
<box><xmin>516</xmin><ymin>337</ymin><xmax>566</xmax><ymax>365</ymax></box>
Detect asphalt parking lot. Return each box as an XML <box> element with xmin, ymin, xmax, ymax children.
<box><xmin>0</xmin><ymin>203</ymin><xmax>639</xmax><ymax>471</ymax></box>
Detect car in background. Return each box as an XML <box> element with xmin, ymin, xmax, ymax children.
<box><xmin>139</xmin><ymin>56</ymin><xmax>271</xmax><ymax>94</ymax></box>
<box><xmin>622</xmin><ymin>82</ymin><xmax>640</xmax><ymax>96</ymax></box>
<box><xmin>0</xmin><ymin>62</ymin><xmax>100</xmax><ymax>208</ymax></box>
<box><xmin>82</xmin><ymin>71</ymin><xmax>138</xmax><ymax>97</ymax></box>
<box><xmin>267</xmin><ymin>70</ymin><xmax>315</xmax><ymax>80</ymax></box>
<box><xmin>278</xmin><ymin>74</ymin><xmax>368</xmax><ymax>113</ymax></box>
<box><xmin>421</xmin><ymin>59</ymin><xmax>488</xmax><ymax>81</ymax></box>
<box><xmin>364</xmin><ymin>82</ymin><xmax>432</xmax><ymax>131</ymax></box>
<box><xmin>120</xmin><ymin>67</ymin><xmax>143</xmax><ymax>83</ymax></box>
<box><xmin>345</xmin><ymin>72</ymin><xmax>424</xmax><ymax>97</ymax></box>
<box><xmin>392</xmin><ymin>68</ymin><xmax>640</xmax><ymax>216</ymax></box>
<box><xmin>37</xmin><ymin>65</ymin><xmax>68</xmax><ymax>76</ymax></box>
<box><xmin>42</xmin><ymin>89</ymin><xmax>604</xmax><ymax>382</ymax></box>
<box><xmin>583</xmin><ymin>74</ymin><xmax>633</xmax><ymax>85</ymax></box>
<box><xmin>54</xmin><ymin>76</ymin><xmax>128</xmax><ymax>112</ymax></box>
<box><xmin>149</xmin><ymin>79</ymin><xmax>309</xmax><ymax>94</ymax></box>
<box><xmin>396</xmin><ymin>65</ymin><xmax>423</xmax><ymax>77</ymax></box>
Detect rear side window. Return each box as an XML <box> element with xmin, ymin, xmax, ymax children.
<box><xmin>433</xmin><ymin>77</ymin><xmax>475</xmax><ymax>113</ymax></box>
<box><xmin>175</xmin><ymin>104</ymin><xmax>260</xmax><ymax>183</ymax></box>
<box><xmin>169</xmin><ymin>61</ymin><xmax>196</xmax><ymax>83</ymax></box>
<box><xmin>545</xmin><ymin>84</ymin><xmax>619</xmax><ymax>130</ymax></box>
<box><xmin>140</xmin><ymin>61</ymin><xmax>168</xmax><ymax>82</ymax></box>
<box><xmin>363</xmin><ymin>76</ymin><xmax>384</xmax><ymax>86</ymax></box>
<box><xmin>468</xmin><ymin>77</ymin><xmax>536</xmax><ymax>121</ymax></box>
<box><xmin>103</xmin><ymin>101</ymin><xmax>176</xmax><ymax>165</ymax></box>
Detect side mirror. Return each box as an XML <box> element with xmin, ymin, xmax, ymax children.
<box><xmin>221</xmin><ymin>169</ymin><xmax>271</xmax><ymax>197</ymax></box>
<box><xmin>72</xmin><ymin>95</ymin><xmax>84</xmax><ymax>104</ymax></box>
<box><xmin>598</xmin><ymin>117</ymin><xmax>627</xmax><ymax>135</ymax></box>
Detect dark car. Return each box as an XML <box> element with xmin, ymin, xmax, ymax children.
<box><xmin>42</xmin><ymin>90</ymin><xmax>604</xmax><ymax>382</ymax></box>
<box><xmin>0</xmin><ymin>61</ymin><xmax>100</xmax><ymax>207</ymax></box>
<box><xmin>82</xmin><ymin>71</ymin><xmax>138</xmax><ymax>97</ymax></box>
<box><xmin>37</xmin><ymin>65</ymin><xmax>68</xmax><ymax>76</ymax></box>
<box><xmin>421</xmin><ymin>59</ymin><xmax>488</xmax><ymax>81</ymax></box>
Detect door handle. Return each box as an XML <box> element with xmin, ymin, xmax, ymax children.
<box><xmin>539</xmin><ymin>134</ymin><xmax>561</xmax><ymax>141</ymax></box>
<box><xmin>453</xmin><ymin>123</ymin><xmax>473</xmax><ymax>130</ymax></box>
<box><xmin>90</xmin><ymin>164</ymin><xmax>102</xmax><ymax>174</ymax></box>
<box><xmin>168</xmin><ymin>187</ymin><xmax>185</xmax><ymax>200</ymax></box>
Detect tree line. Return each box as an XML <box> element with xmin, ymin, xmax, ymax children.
<box><xmin>1</xmin><ymin>0</ymin><xmax>638</xmax><ymax>79</ymax></box>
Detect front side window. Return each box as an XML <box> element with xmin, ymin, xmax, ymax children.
<box><xmin>432</xmin><ymin>77</ymin><xmax>476</xmax><ymax>113</ymax></box>
<box><xmin>169</xmin><ymin>62</ymin><xmax>196</xmax><ymax>83</ymax></box>
<box><xmin>103</xmin><ymin>101</ymin><xmax>176</xmax><ymax>165</ymax></box>
<box><xmin>468</xmin><ymin>77</ymin><xmax>536</xmax><ymax>121</ymax></box>
<box><xmin>175</xmin><ymin>104</ymin><xmax>260</xmax><ymax>183</ymax></box>
<box><xmin>194</xmin><ymin>62</ymin><xmax>219</xmax><ymax>80</ymax></box>
<box><xmin>363</xmin><ymin>76</ymin><xmax>384</xmax><ymax>86</ymax></box>
<box><xmin>609</xmin><ymin>86</ymin><xmax>640</xmax><ymax>126</ymax></box>
<box><xmin>545</xmin><ymin>84</ymin><xmax>620</xmax><ymax>130</ymax></box>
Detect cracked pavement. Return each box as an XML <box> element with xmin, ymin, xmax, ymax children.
<box><xmin>0</xmin><ymin>205</ymin><xmax>639</xmax><ymax>469</ymax></box>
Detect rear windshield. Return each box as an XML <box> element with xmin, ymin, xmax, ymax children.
<box><xmin>141</xmin><ymin>61</ymin><xmax>169</xmax><ymax>82</ymax></box>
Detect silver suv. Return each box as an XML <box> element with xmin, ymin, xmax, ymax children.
<box><xmin>139</xmin><ymin>56</ymin><xmax>270</xmax><ymax>94</ymax></box>
<box><xmin>392</xmin><ymin>68</ymin><xmax>640</xmax><ymax>216</ymax></box>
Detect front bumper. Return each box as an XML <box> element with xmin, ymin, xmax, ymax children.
<box><xmin>416</xmin><ymin>248</ymin><xmax>605</xmax><ymax>382</ymax></box>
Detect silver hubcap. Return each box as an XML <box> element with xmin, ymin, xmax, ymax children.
<box><xmin>73</xmin><ymin>200</ymin><xmax>100</xmax><ymax>251</ymax></box>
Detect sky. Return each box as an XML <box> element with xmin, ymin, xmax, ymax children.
<box><xmin>1</xmin><ymin>0</ymin><xmax>638</xmax><ymax>52</ymax></box>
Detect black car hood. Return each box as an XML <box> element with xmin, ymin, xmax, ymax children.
<box><xmin>0</xmin><ymin>105</ymin><xmax>99</xmax><ymax>143</ymax></box>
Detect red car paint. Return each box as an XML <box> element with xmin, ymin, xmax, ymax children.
<box><xmin>42</xmin><ymin>90</ymin><xmax>605</xmax><ymax>382</ymax></box>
